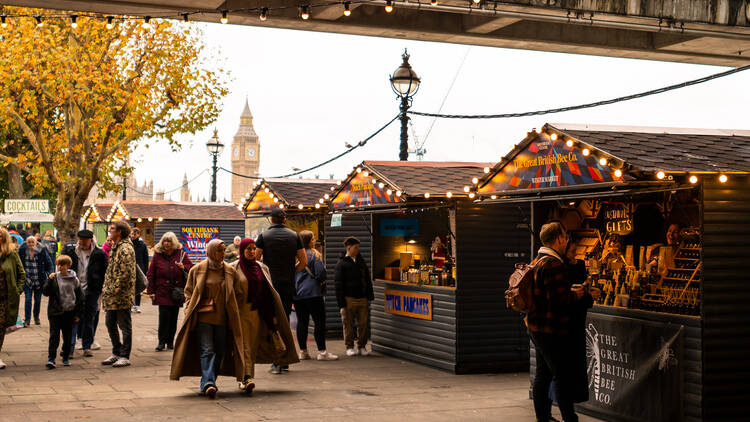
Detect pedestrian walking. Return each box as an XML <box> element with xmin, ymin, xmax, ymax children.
<box><xmin>0</xmin><ymin>227</ymin><xmax>25</xmax><ymax>370</ymax></box>
<box><xmin>294</xmin><ymin>231</ymin><xmax>337</xmax><ymax>361</ymax></box>
<box><xmin>224</xmin><ymin>236</ymin><xmax>241</xmax><ymax>263</ymax></box>
<box><xmin>15</xmin><ymin>224</ymin><xmax>28</xmax><ymax>242</ymax></box>
<box><xmin>18</xmin><ymin>236</ymin><xmax>54</xmax><ymax>326</ymax></box>
<box><xmin>101</xmin><ymin>221</ymin><xmax>137</xmax><ymax>368</ymax></box>
<box><xmin>254</xmin><ymin>208</ymin><xmax>306</xmax><ymax>374</ymax></box>
<box><xmin>61</xmin><ymin>230</ymin><xmax>108</xmax><ymax>358</ymax></box>
<box><xmin>334</xmin><ymin>236</ymin><xmax>374</xmax><ymax>357</ymax></box>
<box><xmin>170</xmin><ymin>239</ymin><xmax>245</xmax><ymax>399</ymax></box>
<box><xmin>131</xmin><ymin>228</ymin><xmax>149</xmax><ymax>314</ymax></box>
<box><xmin>526</xmin><ymin>222</ymin><xmax>588</xmax><ymax>422</ymax></box>
<box><xmin>41</xmin><ymin>230</ymin><xmax>58</xmax><ymax>257</ymax></box>
<box><xmin>232</xmin><ymin>238</ymin><xmax>299</xmax><ymax>393</ymax></box>
<box><xmin>43</xmin><ymin>255</ymin><xmax>83</xmax><ymax>369</ymax></box>
<box><xmin>146</xmin><ymin>232</ymin><xmax>193</xmax><ymax>351</ymax></box>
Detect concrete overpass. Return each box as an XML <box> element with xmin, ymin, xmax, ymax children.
<box><xmin>5</xmin><ymin>0</ymin><xmax>750</xmax><ymax>66</ymax></box>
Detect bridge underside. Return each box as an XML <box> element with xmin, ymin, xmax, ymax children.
<box><xmin>5</xmin><ymin>0</ymin><xmax>750</xmax><ymax>66</ymax></box>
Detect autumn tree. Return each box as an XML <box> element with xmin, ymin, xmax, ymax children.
<box><xmin>0</xmin><ymin>8</ymin><xmax>228</xmax><ymax>239</ymax></box>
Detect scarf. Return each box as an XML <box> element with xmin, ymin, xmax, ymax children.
<box><xmin>206</xmin><ymin>239</ymin><xmax>225</xmax><ymax>271</ymax></box>
<box><xmin>538</xmin><ymin>246</ymin><xmax>563</xmax><ymax>263</ymax></box>
<box><xmin>238</xmin><ymin>238</ymin><xmax>275</xmax><ymax>330</ymax></box>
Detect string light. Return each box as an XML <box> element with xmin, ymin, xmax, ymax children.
<box><xmin>614</xmin><ymin>169</ymin><xmax>622</xmax><ymax>178</ymax></box>
<box><xmin>469</xmin><ymin>193</ymin><xmax>476</xmax><ymax>199</ymax></box>
<box><xmin>656</xmin><ymin>171</ymin><xmax>665</xmax><ymax>180</ymax></box>
<box><xmin>137</xmin><ymin>218</ymin><xmax>143</xmax><ymax>223</ymax></box>
<box><xmin>319</xmin><ymin>199</ymin><xmax>324</xmax><ymax>204</ymax></box>
<box><xmin>378</xmin><ymin>182</ymin><xmax>385</xmax><ymax>189</ymax></box>
<box><xmin>273</xmin><ymin>198</ymin><xmax>279</xmax><ymax>203</ymax></box>
<box><xmin>70</xmin><ymin>15</ymin><xmax>78</xmax><ymax>28</ymax></box>
<box><xmin>34</xmin><ymin>15</ymin><xmax>43</xmax><ymax>27</ymax></box>
<box><xmin>483</xmin><ymin>167</ymin><xmax>490</xmax><ymax>173</ymax></box>
<box><xmin>264</xmin><ymin>188</ymin><xmax>269</xmax><ymax>193</ymax></box>
<box><xmin>472</xmin><ymin>0</ymin><xmax>481</xmax><ymax>4</ymax></box>
<box><xmin>343</xmin><ymin>1</ymin><xmax>351</xmax><ymax>16</ymax></box>
<box><xmin>279</xmin><ymin>204</ymin><xmax>285</xmax><ymax>209</ymax></box>
<box><xmin>424</xmin><ymin>193</ymin><xmax>430</xmax><ymax>199</ymax></box>
<box><xmin>220</xmin><ymin>10</ymin><xmax>228</xmax><ymax>24</ymax></box>
<box><xmin>142</xmin><ymin>16</ymin><xmax>152</xmax><ymax>29</ymax></box>
<box><xmin>182</xmin><ymin>13</ymin><xmax>189</xmax><ymax>22</ymax></box>
<box><xmin>298</xmin><ymin>204</ymin><xmax>304</xmax><ymax>209</ymax></box>
<box><xmin>550</xmin><ymin>133</ymin><xmax>558</xmax><ymax>141</ymax></box>
<box><xmin>356</xmin><ymin>167</ymin><xmax>362</xmax><ymax>173</ymax></box>
<box><xmin>315</xmin><ymin>203</ymin><xmax>321</xmax><ymax>209</ymax></box>
<box><xmin>106</xmin><ymin>16</ymin><xmax>114</xmax><ymax>29</ymax></box>
<box><xmin>582</xmin><ymin>148</ymin><xmax>590</xmax><ymax>157</ymax></box>
<box><xmin>719</xmin><ymin>174</ymin><xmax>728</xmax><ymax>183</ymax></box>
<box><xmin>363</xmin><ymin>171</ymin><xmax>369</xmax><ymax>177</ymax></box>
<box><xmin>472</xmin><ymin>177</ymin><xmax>479</xmax><ymax>184</ymax></box>
<box><xmin>446</xmin><ymin>192</ymin><xmax>452</xmax><ymax>198</ymax></box>
<box><xmin>269</xmin><ymin>193</ymin><xmax>274</xmax><ymax>198</ymax></box>
<box><xmin>463</xmin><ymin>186</ymin><xmax>470</xmax><ymax>193</ymax></box>
<box><xmin>599</xmin><ymin>157</ymin><xmax>607</xmax><ymax>166</ymax></box>
<box><xmin>260</xmin><ymin>8</ymin><xmax>268</xmax><ymax>21</ymax></box>
<box><xmin>300</xmin><ymin>5</ymin><xmax>310</xmax><ymax>20</ymax></box>
<box><xmin>431</xmin><ymin>0</ymin><xmax>438</xmax><ymax>5</ymax></box>
<box><xmin>158</xmin><ymin>217</ymin><xmax>164</xmax><ymax>222</ymax></box>
<box><xmin>490</xmin><ymin>195</ymin><xmax>497</xmax><ymax>200</ymax></box>
<box><xmin>689</xmin><ymin>175</ymin><xmax>698</xmax><ymax>184</ymax></box>
<box><xmin>0</xmin><ymin>15</ymin><xmax>6</xmax><ymax>28</ymax></box>
<box><xmin>566</xmin><ymin>139</ymin><xmax>574</xmax><ymax>148</ymax></box>
<box><xmin>386</xmin><ymin>189</ymin><xmax>393</xmax><ymax>195</ymax></box>
<box><xmin>385</xmin><ymin>0</ymin><xmax>394</xmax><ymax>13</ymax></box>
<box><xmin>324</xmin><ymin>194</ymin><xmax>330</xmax><ymax>199</ymax></box>
<box><xmin>396</xmin><ymin>190</ymin><xmax>402</xmax><ymax>197</ymax></box>
<box><xmin>148</xmin><ymin>217</ymin><xmax>153</xmax><ymax>222</ymax></box>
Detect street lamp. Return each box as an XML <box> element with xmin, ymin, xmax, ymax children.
<box><xmin>390</xmin><ymin>49</ymin><xmax>421</xmax><ymax>161</ymax></box>
<box><xmin>206</xmin><ymin>128</ymin><xmax>224</xmax><ymax>202</ymax></box>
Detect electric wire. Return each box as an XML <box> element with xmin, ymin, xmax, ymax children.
<box><xmin>408</xmin><ymin>64</ymin><xmax>750</xmax><ymax>119</ymax></box>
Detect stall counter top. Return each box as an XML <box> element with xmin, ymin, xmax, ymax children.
<box><xmin>591</xmin><ymin>304</ymin><xmax>700</xmax><ymax>326</ymax></box>
<box><xmin>374</xmin><ymin>278</ymin><xmax>456</xmax><ymax>291</ymax></box>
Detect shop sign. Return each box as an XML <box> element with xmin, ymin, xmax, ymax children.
<box><xmin>384</xmin><ymin>289</ymin><xmax>432</xmax><ymax>320</ymax></box>
<box><xmin>478</xmin><ymin>133</ymin><xmax>624</xmax><ymax>194</ymax></box>
<box><xmin>603</xmin><ymin>203</ymin><xmax>634</xmax><ymax>235</ymax></box>
<box><xmin>247</xmin><ymin>189</ymin><xmax>279</xmax><ymax>212</ymax></box>
<box><xmin>380</xmin><ymin>218</ymin><xmax>418</xmax><ymax>236</ymax></box>
<box><xmin>330</xmin><ymin>213</ymin><xmax>342</xmax><ymax>227</ymax></box>
<box><xmin>4</xmin><ymin>199</ymin><xmax>49</xmax><ymax>214</ymax></box>
<box><xmin>331</xmin><ymin>171</ymin><xmax>401</xmax><ymax>209</ymax></box>
<box><xmin>179</xmin><ymin>226</ymin><xmax>220</xmax><ymax>263</ymax></box>
<box><xmin>577</xmin><ymin>314</ymin><xmax>683</xmax><ymax>422</ymax></box>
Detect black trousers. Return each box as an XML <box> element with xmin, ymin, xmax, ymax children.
<box><xmin>105</xmin><ymin>309</ymin><xmax>132</xmax><ymax>359</ymax></box>
<box><xmin>529</xmin><ymin>330</ymin><xmax>579</xmax><ymax>422</ymax></box>
<box><xmin>273</xmin><ymin>282</ymin><xmax>294</xmax><ymax>319</ymax></box>
<box><xmin>48</xmin><ymin>311</ymin><xmax>76</xmax><ymax>361</ymax></box>
<box><xmin>294</xmin><ymin>297</ymin><xmax>327</xmax><ymax>351</ymax></box>
<box><xmin>157</xmin><ymin>305</ymin><xmax>179</xmax><ymax>347</ymax></box>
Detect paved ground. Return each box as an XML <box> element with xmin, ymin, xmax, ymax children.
<box><xmin>0</xmin><ymin>297</ymin><xmax>603</xmax><ymax>421</ymax></box>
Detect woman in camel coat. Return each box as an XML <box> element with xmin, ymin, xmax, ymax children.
<box><xmin>169</xmin><ymin>239</ymin><xmax>244</xmax><ymax>399</ymax></box>
<box><xmin>231</xmin><ymin>238</ymin><xmax>298</xmax><ymax>392</ymax></box>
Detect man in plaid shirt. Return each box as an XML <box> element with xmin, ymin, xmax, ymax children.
<box><xmin>527</xmin><ymin>222</ymin><xmax>587</xmax><ymax>422</ymax></box>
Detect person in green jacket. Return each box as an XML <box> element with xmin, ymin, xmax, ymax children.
<box><xmin>0</xmin><ymin>227</ymin><xmax>26</xmax><ymax>370</ymax></box>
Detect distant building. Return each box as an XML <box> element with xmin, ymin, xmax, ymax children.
<box><xmin>231</xmin><ymin>99</ymin><xmax>260</xmax><ymax>205</ymax></box>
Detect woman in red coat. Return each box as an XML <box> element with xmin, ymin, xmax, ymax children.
<box><xmin>147</xmin><ymin>232</ymin><xmax>193</xmax><ymax>351</ymax></box>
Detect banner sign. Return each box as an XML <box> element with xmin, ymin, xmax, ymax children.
<box><xmin>479</xmin><ymin>133</ymin><xmax>625</xmax><ymax>194</ymax></box>
<box><xmin>602</xmin><ymin>203</ymin><xmax>635</xmax><ymax>235</ymax></box>
<box><xmin>578</xmin><ymin>313</ymin><xmax>683</xmax><ymax>422</ymax></box>
<box><xmin>179</xmin><ymin>226</ymin><xmax>220</xmax><ymax>263</ymax></box>
<box><xmin>4</xmin><ymin>199</ymin><xmax>49</xmax><ymax>214</ymax></box>
<box><xmin>384</xmin><ymin>289</ymin><xmax>432</xmax><ymax>320</ymax></box>
<box><xmin>380</xmin><ymin>218</ymin><xmax>419</xmax><ymax>237</ymax></box>
<box><xmin>247</xmin><ymin>189</ymin><xmax>279</xmax><ymax>212</ymax></box>
<box><xmin>331</xmin><ymin>171</ymin><xmax>401</xmax><ymax>210</ymax></box>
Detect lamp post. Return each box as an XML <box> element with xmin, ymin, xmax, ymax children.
<box><xmin>390</xmin><ymin>49</ymin><xmax>421</xmax><ymax>161</ymax></box>
<box><xmin>206</xmin><ymin>128</ymin><xmax>224</xmax><ymax>202</ymax></box>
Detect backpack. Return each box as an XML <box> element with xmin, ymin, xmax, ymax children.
<box><xmin>505</xmin><ymin>259</ymin><xmax>538</xmax><ymax>313</ymax></box>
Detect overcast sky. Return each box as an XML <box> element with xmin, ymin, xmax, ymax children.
<box><xmin>130</xmin><ymin>22</ymin><xmax>750</xmax><ymax>202</ymax></box>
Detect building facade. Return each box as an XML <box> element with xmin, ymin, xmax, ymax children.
<box><xmin>230</xmin><ymin>99</ymin><xmax>260</xmax><ymax>205</ymax></box>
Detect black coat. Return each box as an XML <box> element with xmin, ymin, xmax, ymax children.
<box><xmin>60</xmin><ymin>244</ymin><xmax>109</xmax><ymax>297</ymax></box>
<box><xmin>334</xmin><ymin>253</ymin><xmax>374</xmax><ymax>309</ymax></box>
<box><xmin>133</xmin><ymin>237</ymin><xmax>150</xmax><ymax>274</ymax></box>
<box><xmin>42</xmin><ymin>274</ymin><xmax>84</xmax><ymax>317</ymax></box>
<box><xmin>565</xmin><ymin>259</ymin><xmax>593</xmax><ymax>403</ymax></box>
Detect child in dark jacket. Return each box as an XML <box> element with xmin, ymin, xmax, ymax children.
<box><xmin>43</xmin><ymin>255</ymin><xmax>83</xmax><ymax>369</ymax></box>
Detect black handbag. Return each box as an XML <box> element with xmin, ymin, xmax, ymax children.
<box><xmin>171</xmin><ymin>283</ymin><xmax>185</xmax><ymax>306</ymax></box>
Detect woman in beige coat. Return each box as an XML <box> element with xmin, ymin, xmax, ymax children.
<box><xmin>169</xmin><ymin>239</ymin><xmax>244</xmax><ymax>399</ymax></box>
<box><xmin>232</xmin><ymin>238</ymin><xmax>298</xmax><ymax>393</ymax></box>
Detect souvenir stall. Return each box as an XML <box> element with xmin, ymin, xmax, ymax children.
<box><xmin>474</xmin><ymin>123</ymin><xmax>750</xmax><ymax>422</ymax></box>
<box><xmin>83</xmin><ymin>200</ymin><xmax>245</xmax><ymax>263</ymax></box>
<box><xmin>327</xmin><ymin>161</ymin><xmax>531</xmax><ymax>374</ymax></box>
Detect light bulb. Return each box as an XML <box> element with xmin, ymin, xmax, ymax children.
<box><xmin>386</xmin><ymin>189</ymin><xmax>393</xmax><ymax>195</ymax></box>
<box><xmin>300</xmin><ymin>6</ymin><xmax>310</xmax><ymax>20</ymax></box>
<box><xmin>719</xmin><ymin>174</ymin><xmax>728</xmax><ymax>183</ymax></box>
<box><xmin>35</xmin><ymin>15</ymin><xmax>43</xmax><ymax>27</ymax></box>
<box><xmin>279</xmin><ymin>204</ymin><xmax>284</xmax><ymax>209</ymax></box>
<box><xmin>689</xmin><ymin>175</ymin><xmax>698</xmax><ymax>184</ymax></box>
<box><xmin>378</xmin><ymin>183</ymin><xmax>385</xmax><ymax>188</ymax></box>
<box><xmin>343</xmin><ymin>2</ymin><xmax>351</xmax><ymax>16</ymax></box>
<box><xmin>430</xmin><ymin>0</ymin><xmax>438</xmax><ymax>5</ymax></box>
<box><xmin>106</xmin><ymin>16</ymin><xmax>114</xmax><ymax>29</ymax></box>
<box><xmin>396</xmin><ymin>190</ymin><xmax>402</xmax><ymax>197</ymax></box>
<box><xmin>614</xmin><ymin>169</ymin><xmax>622</xmax><ymax>178</ymax></box>
<box><xmin>71</xmin><ymin>15</ymin><xmax>78</xmax><ymax>29</ymax></box>
<box><xmin>356</xmin><ymin>167</ymin><xmax>362</xmax><ymax>173</ymax></box>
<box><xmin>463</xmin><ymin>186</ymin><xmax>470</xmax><ymax>193</ymax></box>
<box><xmin>469</xmin><ymin>193</ymin><xmax>476</xmax><ymax>199</ymax></box>
<box><xmin>566</xmin><ymin>139</ymin><xmax>574</xmax><ymax>148</ymax></box>
<box><xmin>599</xmin><ymin>157</ymin><xmax>607</xmax><ymax>166</ymax></box>
<box><xmin>472</xmin><ymin>0</ymin><xmax>481</xmax><ymax>4</ymax></box>
<box><xmin>220</xmin><ymin>10</ymin><xmax>228</xmax><ymax>24</ymax></box>
<box><xmin>483</xmin><ymin>167</ymin><xmax>490</xmax><ymax>173</ymax></box>
<box><xmin>656</xmin><ymin>171</ymin><xmax>665</xmax><ymax>180</ymax></box>
<box><xmin>324</xmin><ymin>194</ymin><xmax>330</xmax><ymax>199</ymax></box>
<box><xmin>1</xmin><ymin>15</ymin><xmax>7</xmax><ymax>28</ymax></box>
<box><xmin>260</xmin><ymin>8</ymin><xmax>268</xmax><ymax>21</ymax></box>
<box><xmin>490</xmin><ymin>195</ymin><xmax>497</xmax><ymax>200</ymax></box>
<box><xmin>363</xmin><ymin>171</ymin><xmax>369</xmax><ymax>177</ymax></box>
<box><xmin>582</xmin><ymin>148</ymin><xmax>590</xmax><ymax>157</ymax></box>
<box><xmin>142</xmin><ymin>16</ymin><xmax>152</xmax><ymax>29</ymax></box>
<box><xmin>424</xmin><ymin>193</ymin><xmax>430</xmax><ymax>199</ymax></box>
<box><xmin>385</xmin><ymin>0</ymin><xmax>393</xmax><ymax>13</ymax></box>
<box><xmin>298</xmin><ymin>204</ymin><xmax>304</xmax><ymax>209</ymax></box>
<box><xmin>472</xmin><ymin>177</ymin><xmax>479</xmax><ymax>185</ymax></box>
<box><xmin>446</xmin><ymin>192</ymin><xmax>452</xmax><ymax>198</ymax></box>
<box><xmin>319</xmin><ymin>199</ymin><xmax>324</xmax><ymax>204</ymax></box>
<box><xmin>315</xmin><ymin>203</ymin><xmax>321</xmax><ymax>209</ymax></box>
<box><xmin>550</xmin><ymin>133</ymin><xmax>557</xmax><ymax>141</ymax></box>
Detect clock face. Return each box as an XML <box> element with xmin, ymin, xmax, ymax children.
<box><xmin>246</xmin><ymin>147</ymin><xmax>256</xmax><ymax>159</ymax></box>
<box><xmin>233</xmin><ymin>147</ymin><xmax>239</xmax><ymax>159</ymax></box>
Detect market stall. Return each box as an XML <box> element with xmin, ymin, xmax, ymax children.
<box><xmin>474</xmin><ymin>123</ymin><xmax>750</xmax><ymax>422</ymax></box>
<box><xmin>83</xmin><ymin>200</ymin><xmax>245</xmax><ymax>262</ymax></box>
<box><xmin>2</xmin><ymin>199</ymin><xmax>55</xmax><ymax>237</ymax></box>
<box><xmin>326</xmin><ymin>160</ymin><xmax>531</xmax><ymax>373</ymax></box>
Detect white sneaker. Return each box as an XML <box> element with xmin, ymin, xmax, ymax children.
<box><xmin>317</xmin><ymin>351</ymin><xmax>339</xmax><ymax>361</ymax></box>
<box><xmin>346</xmin><ymin>348</ymin><xmax>357</xmax><ymax>357</ymax></box>
<box><xmin>112</xmin><ymin>357</ymin><xmax>131</xmax><ymax>367</ymax></box>
<box><xmin>131</xmin><ymin>306</ymin><xmax>142</xmax><ymax>314</ymax></box>
<box><xmin>90</xmin><ymin>342</ymin><xmax>101</xmax><ymax>350</ymax></box>
<box><xmin>358</xmin><ymin>347</ymin><xmax>369</xmax><ymax>356</ymax></box>
<box><xmin>298</xmin><ymin>350</ymin><xmax>311</xmax><ymax>360</ymax></box>
<box><xmin>0</xmin><ymin>358</ymin><xmax>6</xmax><ymax>369</ymax></box>
<box><xmin>101</xmin><ymin>355</ymin><xmax>119</xmax><ymax>365</ymax></box>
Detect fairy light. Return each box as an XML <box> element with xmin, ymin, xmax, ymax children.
<box><xmin>35</xmin><ymin>15</ymin><xmax>43</xmax><ymax>27</ymax></box>
<box><xmin>273</xmin><ymin>198</ymin><xmax>279</xmax><ymax>203</ymax></box>
<box><xmin>298</xmin><ymin>204</ymin><xmax>304</xmax><ymax>209</ymax></box>
<box><xmin>719</xmin><ymin>174</ymin><xmax>728</xmax><ymax>183</ymax></box>
<box><xmin>472</xmin><ymin>177</ymin><xmax>479</xmax><ymax>185</ymax></box>
<box><xmin>614</xmin><ymin>169</ymin><xmax>622</xmax><ymax>178</ymax></box>
<box><xmin>566</xmin><ymin>139</ymin><xmax>574</xmax><ymax>148</ymax></box>
<box><xmin>279</xmin><ymin>204</ymin><xmax>285</xmax><ymax>209</ymax></box>
<box><xmin>385</xmin><ymin>0</ymin><xmax>394</xmax><ymax>12</ymax></box>
<box><xmin>315</xmin><ymin>203</ymin><xmax>321</xmax><ymax>209</ymax></box>
<box><xmin>472</xmin><ymin>0</ymin><xmax>481</xmax><ymax>4</ymax></box>
<box><xmin>469</xmin><ymin>193</ymin><xmax>476</xmax><ymax>199</ymax></box>
<box><xmin>260</xmin><ymin>8</ymin><xmax>268</xmax><ymax>21</ymax></box>
<box><xmin>550</xmin><ymin>133</ymin><xmax>558</xmax><ymax>141</ymax></box>
<box><xmin>324</xmin><ymin>194</ymin><xmax>330</xmax><ymax>199</ymax></box>
<box><xmin>269</xmin><ymin>193</ymin><xmax>274</xmax><ymax>198</ymax></box>
<box><xmin>142</xmin><ymin>16</ymin><xmax>152</xmax><ymax>29</ymax></box>
<box><xmin>319</xmin><ymin>199</ymin><xmax>324</xmax><ymax>204</ymax></box>
<box><xmin>386</xmin><ymin>189</ymin><xmax>393</xmax><ymax>195</ymax></box>
<box><xmin>300</xmin><ymin>5</ymin><xmax>310</xmax><ymax>20</ymax></box>
<box><xmin>689</xmin><ymin>175</ymin><xmax>698</xmax><ymax>184</ymax></box>
<box><xmin>137</xmin><ymin>218</ymin><xmax>143</xmax><ymax>223</ymax></box>
<box><xmin>599</xmin><ymin>157</ymin><xmax>607</xmax><ymax>166</ymax></box>
<box><xmin>446</xmin><ymin>192</ymin><xmax>452</xmax><ymax>198</ymax></box>
<box><xmin>148</xmin><ymin>217</ymin><xmax>153</xmax><ymax>222</ymax></box>
<box><xmin>396</xmin><ymin>190</ymin><xmax>402</xmax><ymax>197</ymax></box>
<box><xmin>1</xmin><ymin>15</ymin><xmax>7</xmax><ymax>28</ymax></box>
<box><xmin>656</xmin><ymin>171</ymin><xmax>665</xmax><ymax>180</ymax></box>
<box><xmin>106</xmin><ymin>16</ymin><xmax>114</xmax><ymax>29</ymax></box>
<box><xmin>343</xmin><ymin>1</ymin><xmax>351</xmax><ymax>16</ymax></box>
<box><xmin>490</xmin><ymin>195</ymin><xmax>497</xmax><ymax>200</ymax></box>
<box><xmin>582</xmin><ymin>148</ymin><xmax>590</xmax><ymax>157</ymax></box>
<box><xmin>430</xmin><ymin>0</ymin><xmax>438</xmax><ymax>5</ymax></box>
<box><xmin>158</xmin><ymin>217</ymin><xmax>164</xmax><ymax>222</ymax></box>
<box><xmin>363</xmin><ymin>171</ymin><xmax>369</xmax><ymax>177</ymax></box>
<box><xmin>463</xmin><ymin>186</ymin><xmax>470</xmax><ymax>193</ymax></box>
<box><xmin>220</xmin><ymin>10</ymin><xmax>228</xmax><ymax>24</ymax></box>
<box><xmin>264</xmin><ymin>188</ymin><xmax>269</xmax><ymax>193</ymax></box>
<box><xmin>424</xmin><ymin>193</ymin><xmax>430</xmax><ymax>199</ymax></box>
<box><xmin>483</xmin><ymin>167</ymin><xmax>490</xmax><ymax>173</ymax></box>
<box><xmin>356</xmin><ymin>167</ymin><xmax>362</xmax><ymax>173</ymax></box>
<box><xmin>70</xmin><ymin>15</ymin><xmax>78</xmax><ymax>29</ymax></box>
<box><xmin>378</xmin><ymin>182</ymin><xmax>385</xmax><ymax>189</ymax></box>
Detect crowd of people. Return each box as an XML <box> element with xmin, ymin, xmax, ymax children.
<box><xmin>0</xmin><ymin>209</ymin><xmax>375</xmax><ymax>399</ymax></box>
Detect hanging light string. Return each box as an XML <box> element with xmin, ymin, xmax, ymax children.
<box><xmin>408</xmin><ymin>64</ymin><xmax>750</xmax><ymax>119</ymax></box>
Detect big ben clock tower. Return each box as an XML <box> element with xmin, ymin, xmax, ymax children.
<box><xmin>231</xmin><ymin>99</ymin><xmax>260</xmax><ymax>205</ymax></box>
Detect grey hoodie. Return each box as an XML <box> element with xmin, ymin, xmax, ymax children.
<box><xmin>56</xmin><ymin>270</ymin><xmax>80</xmax><ymax>312</ymax></box>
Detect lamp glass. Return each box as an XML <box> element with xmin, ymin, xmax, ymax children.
<box><xmin>390</xmin><ymin>53</ymin><xmax>420</xmax><ymax>96</ymax></box>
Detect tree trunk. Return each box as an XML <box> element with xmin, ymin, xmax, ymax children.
<box><xmin>7</xmin><ymin>162</ymin><xmax>25</xmax><ymax>198</ymax></box>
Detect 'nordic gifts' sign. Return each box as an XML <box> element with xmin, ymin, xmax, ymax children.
<box><xmin>180</xmin><ymin>226</ymin><xmax>220</xmax><ymax>263</ymax></box>
<box><xmin>384</xmin><ymin>289</ymin><xmax>432</xmax><ymax>320</ymax></box>
<box><xmin>479</xmin><ymin>133</ymin><xmax>624</xmax><ymax>194</ymax></box>
<box><xmin>331</xmin><ymin>171</ymin><xmax>401</xmax><ymax>210</ymax></box>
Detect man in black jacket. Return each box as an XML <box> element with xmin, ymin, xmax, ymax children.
<box><xmin>130</xmin><ymin>228</ymin><xmax>149</xmax><ymax>313</ymax></box>
<box><xmin>334</xmin><ymin>236</ymin><xmax>374</xmax><ymax>357</ymax></box>
<box><xmin>62</xmin><ymin>230</ymin><xmax>108</xmax><ymax>357</ymax></box>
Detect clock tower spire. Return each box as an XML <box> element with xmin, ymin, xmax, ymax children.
<box><xmin>231</xmin><ymin>98</ymin><xmax>260</xmax><ymax>205</ymax></box>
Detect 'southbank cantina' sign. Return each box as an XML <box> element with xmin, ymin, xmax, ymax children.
<box><xmin>384</xmin><ymin>290</ymin><xmax>432</xmax><ymax>320</ymax></box>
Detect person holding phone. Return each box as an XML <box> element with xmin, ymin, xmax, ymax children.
<box><xmin>147</xmin><ymin>232</ymin><xmax>193</xmax><ymax>351</ymax></box>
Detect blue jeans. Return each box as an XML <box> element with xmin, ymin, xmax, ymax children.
<box><xmin>23</xmin><ymin>286</ymin><xmax>42</xmax><ymax>322</ymax></box>
<box><xmin>196</xmin><ymin>322</ymin><xmax>226</xmax><ymax>392</ymax></box>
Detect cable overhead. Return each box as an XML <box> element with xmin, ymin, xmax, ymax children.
<box><xmin>408</xmin><ymin>64</ymin><xmax>750</xmax><ymax>119</ymax></box>
<box><xmin>221</xmin><ymin>114</ymin><xmax>400</xmax><ymax>180</ymax></box>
